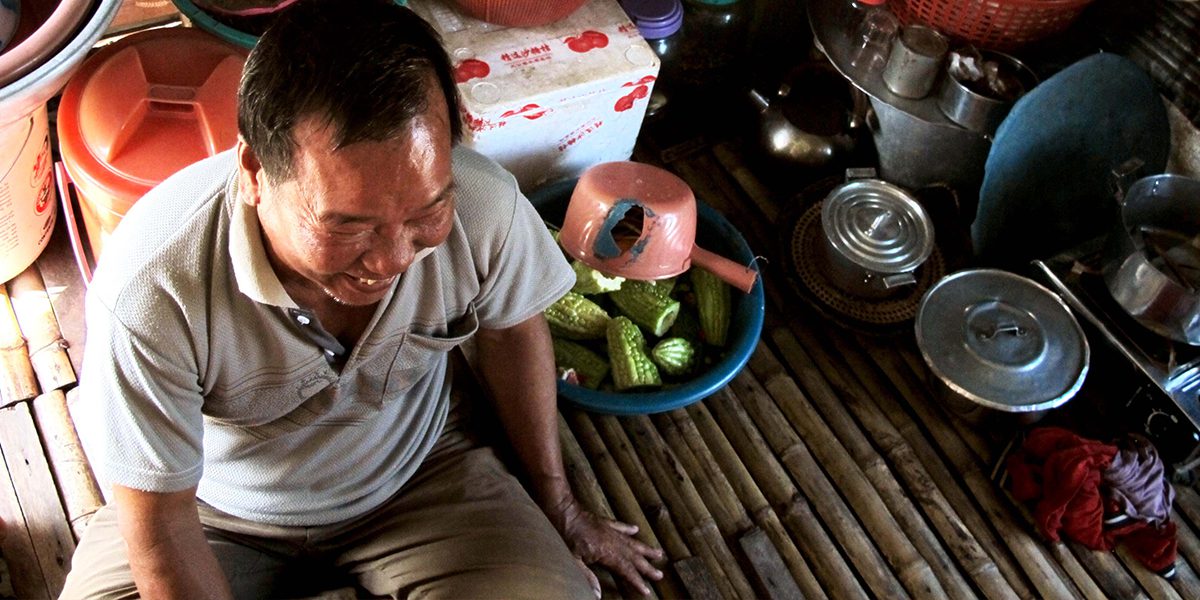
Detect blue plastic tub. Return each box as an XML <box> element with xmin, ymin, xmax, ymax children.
<box><xmin>529</xmin><ymin>178</ymin><xmax>765</xmax><ymax>416</ymax></box>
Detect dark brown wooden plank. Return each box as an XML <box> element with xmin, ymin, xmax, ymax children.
<box><xmin>0</xmin><ymin>402</ymin><xmax>74</xmax><ymax>599</ymax></box>
<box><xmin>0</xmin><ymin>444</ymin><xmax>51</xmax><ymax>600</ymax></box>
<box><xmin>738</xmin><ymin>526</ymin><xmax>805</xmax><ymax>600</ymax></box>
<box><xmin>673</xmin><ymin>556</ymin><xmax>723</xmax><ymax>600</ymax></box>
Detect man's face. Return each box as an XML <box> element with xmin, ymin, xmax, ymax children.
<box><xmin>238</xmin><ymin>88</ymin><xmax>455</xmax><ymax>307</ymax></box>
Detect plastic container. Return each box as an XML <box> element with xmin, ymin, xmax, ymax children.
<box><xmin>0</xmin><ymin>0</ymin><xmax>118</xmax><ymax>284</ymax></box>
<box><xmin>530</xmin><ymin>177</ymin><xmax>765</xmax><ymax>416</ymax></box>
<box><xmin>620</xmin><ymin>0</ymin><xmax>681</xmax><ymax>116</ymax></box>
<box><xmin>56</xmin><ymin>28</ymin><xmax>246</xmax><ymax>270</ymax></box>
<box><xmin>674</xmin><ymin>0</ymin><xmax>752</xmax><ymax>102</ymax></box>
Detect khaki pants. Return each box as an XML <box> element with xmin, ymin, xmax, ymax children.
<box><xmin>60</xmin><ymin>418</ymin><xmax>593</xmax><ymax>600</ymax></box>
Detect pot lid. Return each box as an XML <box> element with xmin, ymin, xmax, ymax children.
<box><xmin>621</xmin><ymin>0</ymin><xmax>683</xmax><ymax>40</ymax></box>
<box><xmin>916</xmin><ymin>269</ymin><xmax>1089</xmax><ymax>413</ymax></box>
<box><xmin>822</xmin><ymin>178</ymin><xmax>933</xmax><ymax>273</ymax></box>
<box><xmin>56</xmin><ymin>27</ymin><xmax>246</xmax><ymax>212</ymax></box>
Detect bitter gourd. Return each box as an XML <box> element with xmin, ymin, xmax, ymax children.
<box><xmin>651</xmin><ymin>337</ymin><xmax>698</xmax><ymax>376</ymax></box>
<box><xmin>571</xmin><ymin>260</ymin><xmax>625</xmax><ymax>295</ymax></box>
<box><xmin>607</xmin><ymin>317</ymin><xmax>661</xmax><ymax>390</ymax></box>
<box><xmin>544</xmin><ymin>292</ymin><xmax>610</xmax><ymax>340</ymax></box>
<box><xmin>610</xmin><ymin>280</ymin><xmax>681</xmax><ymax>337</ymax></box>
<box><xmin>553</xmin><ymin>339</ymin><xmax>609</xmax><ymax>389</ymax></box>
<box><xmin>691</xmin><ymin>267</ymin><xmax>731</xmax><ymax>347</ymax></box>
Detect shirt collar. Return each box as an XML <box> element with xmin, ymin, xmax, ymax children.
<box><xmin>228</xmin><ymin>176</ymin><xmax>298</xmax><ymax>309</ymax></box>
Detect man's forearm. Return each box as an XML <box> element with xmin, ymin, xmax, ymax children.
<box><xmin>114</xmin><ymin>485</ymin><xmax>233</xmax><ymax>600</ymax></box>
<box><xmin>475</xmin><ymin>316</ymin><xmax>574</xmax><ymax>510</ymax></box>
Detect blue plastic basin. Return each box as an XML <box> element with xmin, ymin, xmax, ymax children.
<box><xmin>529</xmin><ymin>178</ymin><xmax>765</xmax><ymax>416</ymax></box>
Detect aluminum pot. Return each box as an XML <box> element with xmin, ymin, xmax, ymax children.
<box><xmin>937</xmin><ymin>50</ymin><xmax>1038</xmax><ymax>135</ymax></box>
<box><xmin>916</xmin><ymin>269</ymin><xmax>1089</xmax><ymax>428</ymax></box>
<box><xmin>821</xmin><ymin>177</ymin><xmax>934</xmax><ymax>298</ymax></box>
<box><xmin>1102</xmin><ymin>173</ymin><xmax>1200</xmax><ymax>345</ymax></box>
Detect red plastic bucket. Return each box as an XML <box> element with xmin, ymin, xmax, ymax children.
<box><xmin>56</xmin><ymin>27</ymin><xmax>246</xmax><ymax>269</ymax></box>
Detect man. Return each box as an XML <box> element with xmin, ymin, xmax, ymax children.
<box><xmin>62</xmin><ymin>1</ymin><xmax>663</xmax><ymax>597</ymax></box>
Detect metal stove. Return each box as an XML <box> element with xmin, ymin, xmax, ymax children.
<box><xmin>1033</xmin><ymin>237</ymin><xmax>1200</xmax><ymax>478</ymax></box>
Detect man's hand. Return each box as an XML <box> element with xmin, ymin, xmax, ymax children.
<box><xmin>548</xmin><ymin>495</ymin><xmax>664</xmax><ymax>597</ymax></box>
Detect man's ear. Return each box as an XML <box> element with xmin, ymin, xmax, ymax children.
<box><xmin>236</xmin><ymin>138</ymin><xmax>265</xmax><ymax>207</ymax></box>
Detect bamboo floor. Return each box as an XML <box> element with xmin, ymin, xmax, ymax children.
<box><xmin>4</xmin><ymin>120</ymin><xmax>1200</xmax><ymax>600</ymax></box>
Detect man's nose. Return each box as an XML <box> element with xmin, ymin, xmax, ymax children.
<box><xmin>362</xmin><ymin>234</ymin><xmax>414</xmax><ymax>277</ymax></box>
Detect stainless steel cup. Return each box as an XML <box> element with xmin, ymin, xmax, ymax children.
<box><xmin>882</xmin><ymin>25</ymin><xmax>949</xmax><ymax>99</ymax></box>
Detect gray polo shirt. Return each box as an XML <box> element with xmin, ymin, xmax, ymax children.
<box><xmin>76</xmin><ymin>147</ymin><xmax>573</xmax><ymax>526</ymax></box>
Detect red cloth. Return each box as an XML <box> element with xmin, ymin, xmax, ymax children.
<box><xmin>1007</xmin><ymin>427</ymin><xmax>1177</xmax><ymax>576</ymax></box>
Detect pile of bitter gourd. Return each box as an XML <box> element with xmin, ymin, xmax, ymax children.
<box><xmin>544</xmin><ymin>253</ymin><xmax>733</xmax><ymax>392</ymax></box>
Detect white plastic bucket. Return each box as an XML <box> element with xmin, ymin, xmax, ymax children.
<box><xmin>0</xmin><ymin>104</ymin><xmax>55</xmax><ymax>283</ymax></box>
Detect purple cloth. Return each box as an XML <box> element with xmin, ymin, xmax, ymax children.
<box><xmin>1102</xmin><ymin>434</ymin><xmax>1175</xmax><ymax>525</ymax></box>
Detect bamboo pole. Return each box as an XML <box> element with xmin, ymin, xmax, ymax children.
<box><xmin>688</xmin><ymin>399</ymin><xmax>869</xmax><ymax>599</ymax></box>
<box><xmin>557</xmin><ymin>414</ymin><xmax>629</xmax><ymax>600</ymax></box>
<box><xmin>686</xmin><ymin>398</ymin><xmax>854</xmax><ymax>600</ymax></box>
<box><xmin>0</xmin><ymin>284</ymin><xmax>38</xmax><ymax>404</ymax></box>
<box><xmin>30</xmin><ymin>388</ymin><xmax>103</xmax><ymax>541</ymax></box>
<box><xmin>664</xmin><ymin>408</ymin><xmax>827</xmax><ymax>600</ymax></box>
<box><xmin>650</xmin><ymin>411</ymin><xmax>751</xmax><ymax>538</ymax></box>
<box><xmin>850</xmin><ymin>332</ymin><xmax>1083</xmax><ymax>600</ymax></box>
<box><xmin>787</xmin><ymin>310</ymin><xmax>1044</xmax><ymax>599</ymax></box>
<box><xmin>710</xmin><ymin>142</ymin><xmax>779</xmax><ymax>223</ymax></box>
<box><xmin>592</xmin><ymin>415</ymin><xmax>692</xmax><ymax>561</ymax></box>
<box><xmin>652</xmin><ymin>410</ymin><xmax>820</xmax><ymax>599</ymax></box>
<box><xmin>732</xmin><ymin>351</ymin><xmax>949</xmax><ymax>600</ymax></box>
<box><xmin>623</xmin><ymin>414</ymin><xmax>757</xmax><ymax>600</ymax></box>
<box><xmin>707</xmin><ymin>385</ymin><xmax>911</xmax><ymax>599</ymax></box>
<box><xmin>1176</xmin><ymin>485</ymin><xmax>1200</xmax><ymax>531</ymax></box>
<box><xmin>7</xmin><ymin>267</ymin><xmax>74</xmax><ymax>392</ymax></box>
<box><xmin>1174</xmin><ymin>509</ymin><xmax>1200</xmax><ymax>585</ymax></box>
<box><xmin>1111</xmin><ymin>544</ymin><xmax>1186</xmax><ymax>600</ymax></box>
<box><xmin>1061</xmin><ymin>539</ymin><xmax>1147</xmax><ymax>600</ymax></box>
<box><xmin>566</xmin><ymin>409</ymin><xmax>686</xmax><ymax>600</ymax></box>
<box><xmin>759</xmin><ymin>330</ymin><xmax>991</xmax><ymax>599</ymax></box>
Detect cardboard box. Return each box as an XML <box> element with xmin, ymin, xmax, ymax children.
<box><xmin>408</xmin><ymin>0</ymin><xmax>660</xmax><ymax>191</ymax></box>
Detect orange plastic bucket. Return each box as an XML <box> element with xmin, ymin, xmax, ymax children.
<box><xmin>56</xmin><ymin>27</ymin><xmax>246</xmax><ymax>268</ymax></box>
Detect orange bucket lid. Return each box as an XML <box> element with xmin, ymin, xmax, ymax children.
<box><xmin>56</xmin><ymin>28</ymin><xmax>246</xmax><ymax>215</ymax></box>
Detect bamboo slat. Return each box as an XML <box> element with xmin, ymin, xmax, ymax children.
<box><xmin>7</xmin><ymin>267</ymin><xmax>74</xmax><ymax>393</ymax></box>
<box><xmin>711</xmin><ymin>142</ymin><xmax>779</xmax><ymax>223</ymax></box>
<box><xmin>1116</xmin><ymin>544</ymin><xmax>1183</xmax><ymax>600</ymax></box>
<box><xmin>851</xmin><ymin>333</ymin><xmax>1082</xmax><ymax>600</ymax></box>
<box><xmin>623</xmin><ymin>414</ymin><xmax>757</xmax><ymax>600</ymax></box>
<box><xmin>30</xmin><ymin>388</ymin><xmax>102</xmax><ymax>541</ymax></box>
<box><xmin>760</xmin><ymin>328</ymin><xmax>992</xmax><ymax>600</ymax></box>
<box><xmin>733</xmin><ymin>350</ymin><xmax>949</xmax><ymax>600</ymax></box>
<box><xmin>0</xmin><ymin>284</ymin><xmax>38</xmax><ymax>405</ymax></box>
<box><xmin>665</xmin><ymin>409</ymin><xmax>827</xmax><ymax>600</ymax></box>
<box><xmin>1169</xmin><ymin>556</ymin><xmax>1200</xmax><ymax>600</ymax></box>
<box><xmin>1176</xmin><ymin>486</ymin><xmax>1200</xmax><ymax>531</ymax></box>
<box><xmin>0</xmin><ymin>402</ymin><xmax>75</xmax><ymax>598</ymax></box>
<box><xmin>1175</xmin><ymin>509</ymin><xmax>1200</xmax><ymax>580</ymax></box>
<box><xmin>592</xmin><ymin>415</ymin><xmax>693</xmax><ymax>561</ymax></box>
<box><xmin>566</xmin><ymin>409</ymin><xmax>687</xmax><ymax>600</ymax></box>
<box><xmin>686</xmin><ymin>400</ymin><xmax>867</xmax><ymax>600</ymax></box>
<box><xmin>708</xmin><ymin>382</ymin><xmax>912</xmax><ymax>599</ymax></box>
<box><xmin>787</xmin><ymin>311</ymin><xmax>1044</xmax><ymax>600</ymax></box>
<box><xmin>650</xmin><ymin>412</ymin><xmax>751</xmax><ymax>538</ymax></box>
<box><xmin>557</xmin><ymin>414</ymin><xmax>633</xmax><ymax>599</ymax></box>
<box><xmin>1064</xmin><ymin>541</ymin><xmax>1148</xmax><ymax>599</ymax></box>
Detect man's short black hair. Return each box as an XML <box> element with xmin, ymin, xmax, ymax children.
<box><xmin>237</xmin><ymin>0</ymin><xmax>462</xmax><ymax>180</ymax></box>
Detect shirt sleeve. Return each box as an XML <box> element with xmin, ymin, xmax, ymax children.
<box><xmin>77</xmin><ymin>286</ymin><xmax>206</xmax><ymax>494</ymax></box>
<box><xmin>472</xmin><ymin>188</ymin><xmax>574</xmax><ymax>330</ymax></box>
